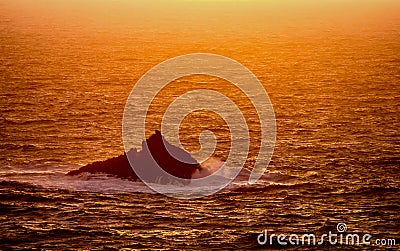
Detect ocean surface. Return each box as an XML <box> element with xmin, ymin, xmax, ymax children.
<box><xmin>1</xmin><ymin>1</ymin><xmax>399</xmax><ymax>250</ymax></box>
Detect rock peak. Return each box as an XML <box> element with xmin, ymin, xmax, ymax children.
<box><xmin>68</xmin><ymin>131</ymin><xmax>200</xmax><ymax>184</ymax></box>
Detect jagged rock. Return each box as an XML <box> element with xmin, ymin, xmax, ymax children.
<box><xmin>67</xmin><ymin>130</ymin><xmax>201</xmax><ymax>184</ymax></box>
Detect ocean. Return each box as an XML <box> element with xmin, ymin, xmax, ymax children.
<box><xmin>0</xmin><ymin>1</ymin><xmax>399</xmax><ymax>250</ymax></box>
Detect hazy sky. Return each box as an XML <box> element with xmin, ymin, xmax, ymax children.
<box><xmin>2</xmin><ymin>0</ymin><xmax>399</xmax><ymax>36</ymax></box>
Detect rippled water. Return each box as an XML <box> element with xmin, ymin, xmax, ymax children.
<box><xmin>1</xmin><ymin>1</ymin><xmax>400</xmax><ymax>250</ymax></box>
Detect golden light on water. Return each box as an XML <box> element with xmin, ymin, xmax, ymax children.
<box><xmin>4</xmin><ymin>0</ymin><xmax>399</xmax><ymax>32</ymax></box>
<box><xmin>0</xmin><ymin>0</ymin><xmax>399</xmax><ymax>248</ymax></box>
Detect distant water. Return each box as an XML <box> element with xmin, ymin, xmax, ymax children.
<box><xmin>1</xmin><ymin>1</ymin><xmax>400</xmax><ymax>249</ymax></box>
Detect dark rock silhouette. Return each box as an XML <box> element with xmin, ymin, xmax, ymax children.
<box><xmin>67</xmin><ymin>130</ymin><xmax>201</xmax><ymax>184</ymax></box>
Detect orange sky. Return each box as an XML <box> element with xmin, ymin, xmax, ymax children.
<box><xmin>2</xmin><ymin>0</ymin><xmax>399</xmax><ymax>36</ymax></box>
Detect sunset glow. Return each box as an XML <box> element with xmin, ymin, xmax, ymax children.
<box><xmin>1</xmin><ymin>0</ymin><xmax>399</xmax><ymax>249</ymax></box>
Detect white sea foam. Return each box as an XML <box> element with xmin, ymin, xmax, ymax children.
<box><xmin>0</xmin><ymin>162</ymin><xmax>299</xmax><ymax>195</ymax></box>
